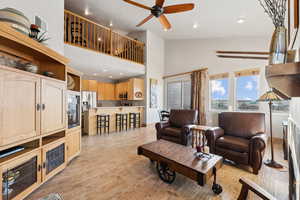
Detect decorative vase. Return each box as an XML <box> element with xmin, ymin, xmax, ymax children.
<box><xmin>269</xmin><ymin>26</ymin><xmax>287</xmax><ymax>65</ymax></box>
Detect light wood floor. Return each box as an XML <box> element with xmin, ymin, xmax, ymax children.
<box><xmin>26</xmin><ymin>126</ymin><xmax>288</xmax><ymax>200</ymax></box>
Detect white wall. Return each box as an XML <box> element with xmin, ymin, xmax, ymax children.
<box><xmin>145</xmin><ymin>31</ymin><xmax>165</xmax><ymax>124</ymax></box>
<box><xmin>0</xmin><ymin>0</ymin><xmax>65</xmax><ymax>54</ymax></box>
<box><xmin>165</xmin><ymin>37</ymin><xmax>288</xmax><ymax>138</ymax></box>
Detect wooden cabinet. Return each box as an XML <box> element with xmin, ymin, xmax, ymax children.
<box><xmin>97</xmin><ymin>82</ymin><xmax>115</xmax><ymax>100</ymax></box>
<box><xmin>0</xmin><ymin>69</ymin><xmax>41</xmax><ymax>146</ymax></box>
<box><xmin>41</xmin><ymin>139</ymin><xmax>67</xmax><ymax>182</ymax></box>
<box><xmin>115</xmin><ymin>81</ymin><xmax>129</xmax><ymax>100</ymax></box>
<box><xmin>0</xmin><ymin>149</ymin><xmax>42</xmax><ymax>200</ymax></box>
<box><xmin>66</xmin><ymin>129</ymin><xmax>81</xmax><ymax>162</ymax></box>
<box><xmin>41</xmin><ymin>79</ymin><xmax>66</xmax><ymax>135</ymax></box>
<box><xmin>128</xmin><ymin>78</ymin><xmax>144</xmax><ymax>100</ymax></box>
<box><xmin>82</xmin><ymin>80</ymin><xmax>97</xmax><ymax>92</ymax></box>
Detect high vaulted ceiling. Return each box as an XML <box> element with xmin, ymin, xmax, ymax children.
<box><xmin>65</xmin><ymin>0</ymin><xmax>274</xmax><ymax>39</ymax></box>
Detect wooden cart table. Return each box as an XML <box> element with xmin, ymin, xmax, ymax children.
<box><xmin>137</xmin><ymin>140</ymin><xmax>223</xmax><ymax>194</ymax></box>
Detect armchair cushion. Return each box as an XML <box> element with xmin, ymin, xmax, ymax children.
<box><xmin>219</xmin><ymin>112</ymin><xmax>265</xmax><ymax>139</ymax></box>
<box><xmin>216</xmin><ymin>136</ymin><xmax>249</xmax><ymax>153</ymax></box>
<box><xmin>163</xmin><ymin>127</ymin><xmax>181</xmax><ymax>137</ymax></box>
<box><xmin>169</xmin><ymin>109</ymin><xmax>198</xmax><ymax>128</ymax></box>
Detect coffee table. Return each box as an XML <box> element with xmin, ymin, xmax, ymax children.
<box><xmin>137</xmin><ymin>140</ymin><xmax>223</xmax><ymax>194</ymax></box>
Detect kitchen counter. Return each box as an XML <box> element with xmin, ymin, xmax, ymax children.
<box><xmin>83</xmin><ymin>106</ymin><xmax>145</xmax><ymax>136</ymax></box>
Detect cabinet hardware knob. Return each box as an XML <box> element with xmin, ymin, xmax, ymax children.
<box><xmin>42</xmin><ymin>104</ymin><xmax>46</xmax><ymax>110</ymax></box>
<box><xmin>38</xmin><ymin>164</ymin><xmax>41</xmax><ymax>171</ymax></box>
<box><xmin>43</xmin><ymin>162</ymin><xmax>46</xmax><ymax>168</ymax></box>
<box><xmin>36</xmin><ymin>104</ymin><xmax>41</xmax><ymax>111</ymax></box>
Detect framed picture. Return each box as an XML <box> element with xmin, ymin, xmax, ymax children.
<box><xmin>150</xmin><ymin>78</ymin><xmax>158</xmax><ymax>108</ymax></box>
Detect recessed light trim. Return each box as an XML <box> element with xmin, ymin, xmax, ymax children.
<box><xmin>84</xmin><ymin>9</ymin><xmax>90</xmax><ymax>16</ymax></box>
<box><xmin>237</xmin><ymin>17</ymin><xmax>245</xmax><ymax>24</ymax></box>
<box><xmin>193</xmin><ymin>23</ymin><xmax>198</xmax><ymax>29</ymax></box>
<box><xmin>103</xmin><ymin>69</ymin><xmax>108</xmax><ymax>72</ymax></box>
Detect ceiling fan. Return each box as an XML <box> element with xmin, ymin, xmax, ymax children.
<box><xmin>123</xmin><ymin>0</ymin><xmax>195</xmax><ymax>30</ymax></box>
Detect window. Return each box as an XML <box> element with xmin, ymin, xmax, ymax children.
<box><xmin>235</xmin><ymin>69</ymin><xmax>259</xmax><ymax>111</ymax></box>
<box><xmin>210</xmin><ymin>73</ymin><xmax>229</xmax><ymax>110</ymax></box>
<box><xmin>166</xmin><ymin>80</ymin><xmax>191</xmax><ymax>109</ymax></box>
<box><xmin>272</xmin><ymin>100</ymin><xmax>290</xmax><ymax>112</ymax></box>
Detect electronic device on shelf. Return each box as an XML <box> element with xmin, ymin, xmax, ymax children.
<box><xmin>0</xmin><ymin>146</ymin><xmax>25</xmax><ymax>159</ymax></box>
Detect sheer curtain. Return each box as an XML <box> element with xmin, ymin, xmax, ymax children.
<box><xmin>191</xmin><ymin>69</ymin><xmax>208</xmax><ymax>125</ymax></box>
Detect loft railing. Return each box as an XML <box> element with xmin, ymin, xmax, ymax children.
<box><xmin>64</xmin><ymin>10</ymin><xmax>145</xmax><ymax>65</ymax></box>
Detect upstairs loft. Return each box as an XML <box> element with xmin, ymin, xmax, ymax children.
<box><xmin>64</xmin><ymin>10</ymin><xmax>145</xmax><ymax>65</ymax></box>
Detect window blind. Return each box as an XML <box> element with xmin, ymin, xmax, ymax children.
<box><xmin>209</xmin><ymin>73</ymin><xmax>229</xmax><ymax>80</ymax></box>
<box><xmin>234</xmin><ymin>68</ymin><xmax>260</xmax><ymax>77</ymax></box>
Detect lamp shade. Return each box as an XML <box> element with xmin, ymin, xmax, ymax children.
<box><xmin>257</xmin><ymin>90</ymin><xmax>282</xmax><ymax>102</ymax></box>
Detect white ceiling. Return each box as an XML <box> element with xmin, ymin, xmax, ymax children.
<box><xmin>65</xmin><ymin>0</ymin><xmax>274</xmax><ymax>39</ymax></box>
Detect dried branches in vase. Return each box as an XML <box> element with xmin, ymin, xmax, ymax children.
<box><xmin>258</xmin><ymin>0</ymin><xmax>287</xmax><ymax>27</ymax></box>
<box><xmin>258</xmin><ymin>0</ymin><xmax>288</xmax><ymax>64</ymax></box>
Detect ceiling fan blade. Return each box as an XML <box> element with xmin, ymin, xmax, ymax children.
<box><xmin>158</xmin><ymin>15</ymin><xmax>171</xmax><ymax>30</ymax></box>
<box><xmin>164</xmin><ymin>4</ymin><xmax>195</xmax><ymax>14</ymax></box>
<box><xmin>136</xmin><ymin>14</ymin><xmax>154</xmax><ymax>27</ymax></box>
<box><xmin>156</xmin><ymin>0</ymin><xmax>165</xmax><ymax>7</ymax></box>
<box><xmin>123</xmin><ymin>0</ymin><xmax>151</xmax><ymax>10</ymax></box>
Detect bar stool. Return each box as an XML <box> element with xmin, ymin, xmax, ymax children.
<box><xmin>116</xmin><ymin>113</ymin><xmax>128</xmax><ymax>132</ymax></box>
<box><xmin>97</xmin><ymin>114</ymin><xmax>110</xmax><ymax>135</ymax></box>
<box><xmin>129</xmin><ymin>112</ymin><xmax>141</xmax><ymax>129</ymax></box>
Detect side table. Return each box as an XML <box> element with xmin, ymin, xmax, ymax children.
<box><xmin>191</xmin><ymin>125</ymin><xmax>217</xmax><ymax>151</ymax></box>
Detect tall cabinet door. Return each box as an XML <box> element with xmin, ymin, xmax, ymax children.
<box><xmin>41</xmin><ymin>79</ymin><xmax>66</xmax><ymax>135</ymax></box>
<box><xmin>0</xmin><ymin>69</ymin><xmax>41</xmax><ymax>146</ymax></box>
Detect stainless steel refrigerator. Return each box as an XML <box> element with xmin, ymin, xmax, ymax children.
<box><xmin>82</xmin><ymin>91</ymin><xmax>97</xmax><ymax>112</ymax></box>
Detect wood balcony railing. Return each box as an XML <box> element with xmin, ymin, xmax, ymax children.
<box><xmin>64</xmin><ymin>10</ymin><xmax>145</xmax><ymax>65</ymax></box>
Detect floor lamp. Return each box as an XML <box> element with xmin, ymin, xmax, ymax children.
<box><xmin>258</xmin><ymin>90</ymin><xmax>283</xmax><ymax>169</ymax></box>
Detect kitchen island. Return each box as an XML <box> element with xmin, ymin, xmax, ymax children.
<box><xmin>83</xmin><ymin>106</ymin><xmax>145</xmax><ymax>135</ymax></box>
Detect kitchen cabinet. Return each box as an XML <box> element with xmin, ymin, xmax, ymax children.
<box><xmin>41</xmin><ymin>79</ymin><xmax>66</xmax><ymax>135</ymax></box>
<box><xmin>0</xmin><ymin>69</ymin><xmax>41</xmax><ymax>146</ymax></box>
<box><xmin>41</xmin><ymin>139</ymin><xmax>67</xmax><ymax>182</ymax></box>
<box><xmin>0</xmin><ymin>149</ymin><xmax>42</xmax><ymax>200</ymax></box>
<box><xmin>82</xmin><ymin>80</ymin><xmax>97</xmax><ymax>92</ymax></box>
<box><xmin>66</xmin><ymin>129</ymin><xmax>81</xmax><ymax>162</ymax></box>
<box><xmin>98</xmin><ymin>82</ymin><xmax>115</xmax><ymax>100</ymax></box>
<box><xmin>115</xmin><ymin>81</ymin><xmax>129</xmax><ymax>100</ymax></box>
<box><xmin>128</xmin><ymin>78</ymin><xmax>144</xmax><ymax>100</ymax></box>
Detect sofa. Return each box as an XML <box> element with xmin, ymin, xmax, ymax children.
<box><xmin>155</xmin><ymin>109</ymin><xmax>198</xmax><ymax>146</ymax></box>
<box><xmin>205</xmin><ymin>112</ymin><xmax>267</xmax><ymax>174</ymax></box>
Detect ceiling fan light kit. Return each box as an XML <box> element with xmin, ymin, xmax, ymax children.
<box><xmin>123</xmin><ymin>0</ymin><xmax>194</xmax><ymax>30</ymax></box>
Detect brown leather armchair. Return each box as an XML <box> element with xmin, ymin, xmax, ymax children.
<box><xmin>205</xmin><ymin>112</ymin><xmax>267</xmax><ymax>175</ymax></box>
<box><xmin>155</xmin><ymin>109</ymin><xmax>198</xmax><ymax>146</ymax></box>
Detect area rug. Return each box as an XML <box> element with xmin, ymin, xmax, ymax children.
<box><xmin>38</xmin><ymin>193</ymin><xmax>63</xmax><ymax>200</ymax></box>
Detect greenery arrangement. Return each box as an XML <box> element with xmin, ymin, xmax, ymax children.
<box><xmin>258</xmin><ymin>0</ymin><xmax>287</xmax><ymax>27</ymax></box>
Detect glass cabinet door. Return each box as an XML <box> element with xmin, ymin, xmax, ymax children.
<box><xmin>1</xmin><ymin>150</ymin><xmax>41</xmax><ymax>200</ymax></box>
<box><xmin>42</xmin><ymin>140</ymin><xmax>67</xmax><ymax>182</ymax></box>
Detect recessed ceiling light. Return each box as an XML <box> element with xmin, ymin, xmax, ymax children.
<box><xmin>120</xmin><ymin>72</ymin><xmax>123</xmax><ymax>75</ymax></box>
<box><xmin>164</xmin><ymin>28</ymin><xmax>168</xmax><ymax>32</ymax></box>
<box><xmin>109</xmin><ymin>21</ymin><xmax>113</xmax><ymax>27</ymax></box>
<box><xmin>84</xmin><ymin>9</ymin><xmax>90</xmax><ymax>16</ymax></box>
<box><xmin>109</xmin><ymin>75</ymin><xmax>113</xmax><ymax>78</ymax></box>
<box><xmin>103</xmin><ymin>69</ymin><xmax>108</xmax><ymax>72</ymax></box>
<box><xmin>93</xmin><ymin>73</ymin><xmax>97</xmax><ymax>76</ymax></box>
<box><xmin>237</xmin><ymin>17</ymin><xmax>245</xmax><ymax>24</ymax></box>
<box><xmin>98</xmin><ymin>37</ymin><xmax>102</xmax><ymax>41</ymax></box>
<box><xmin>193</xmin><ymin>23</ymin><xmax>198</xmax><ymax>29</ymax></box>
